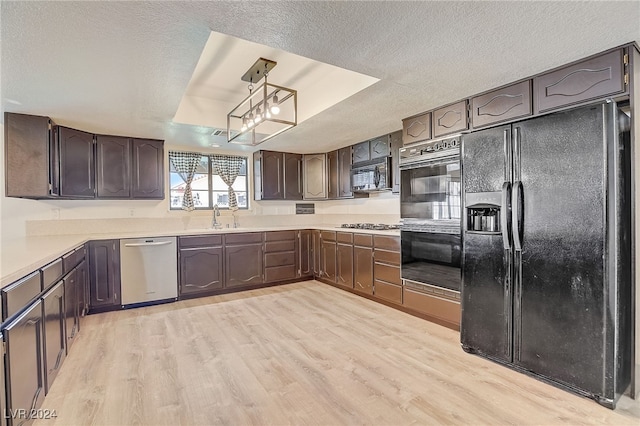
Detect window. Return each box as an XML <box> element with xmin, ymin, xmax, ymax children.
<box><xmin>169</xmin><ymin>154</ymin><xmax>248</xmax><ymax>210</ymax></box>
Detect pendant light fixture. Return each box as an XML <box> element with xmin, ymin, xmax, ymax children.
<box><xmin>227</xmin><ymin>58</ymin><xmax>297</xmax><ymax>146</ymax></box>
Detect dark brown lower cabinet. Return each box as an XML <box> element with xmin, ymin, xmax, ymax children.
<box><xmin>4</xmin><ymin>300</ymin><xmax>46</xmax><ymax>425</ymax></box>
<box><xmin>179</xmin><ymin>247</ymin><xmax>223</xmax><ymax>296</ymax></box>
<box><xmin>321</xmin><ymin>239</ymin><xmax>337</xmax><ymax>283</ymax></box>
<box><xmin>225</xmin><ymin>234</ymin><xmax>264</xmax><ymax>288</ymax></box>
<box><xmin>354</xmin><ymin>246</ymin><xmax>373</xmax><ymax>295</ymax></box>
<box><xmin>336</xmin><ymin>243</ymin><xmax>353</xmax><ymax>288</ymax></box>
<box><xmin>298</xmin><ymin>230</ymin><xmax>312</xmax><ymax>277</ymax></box>
<box><xmin>264</xmin><ymin>231</ymin><xmax>298</xmax><ymax>283</ymax></box>
<box><xmin>76</xmin><ymin>260</ymin><xmax>87</xmax><ymax>324</ymax></box>
<box><xmin>64</xmin><ymin>268</ymin><xmax>78</xmax><ymax>351</ymax></box>
<box><xmin>88</xmin><ymin>240</ymin><xmax>121</xmax><ymax>310</ymax></box>
<box><xmin>312</xmin><ymin>230</ymin><xmax>321</xmax><ymax>277</ymax></box>
<box><xmin>42</xmin><ymin>281</ymin><xmax>66</xmax><ymax>393</ymax></box>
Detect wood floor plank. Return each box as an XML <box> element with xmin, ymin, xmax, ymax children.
<box><xmin>34</xmin><ymin>281</ymin><xmax>639</xmax><ymax>426</ymax></box>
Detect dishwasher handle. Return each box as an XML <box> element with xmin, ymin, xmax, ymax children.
<box><xmin>124</xmin><ymin>241</ymin><xmax>173</xmax><ymax>247</ymax></box>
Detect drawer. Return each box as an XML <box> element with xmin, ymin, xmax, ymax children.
<box><xmin>534</xmin><ymin>49</ymin><xmax>624</xmax><ymax>113</ymax></box>
<box><xmin>63</xmin><ymin>248</ymin><xmax>83</xmax><ymax>273</ymax></box>
<box><xmin>403</xmin><ymin>288</ymin><xmax>461</xmax><ymax>326</ymax></box>
<box><xmin>2</xmin><ymin>271</ymin><xmax>41</xmax><ymax>320</ymax></box>
<box><xmin>264</xmin><ymin>265</ymin><xmax>297</xmax><ymax>283</ymax></box>
<box><xmin>471</xmin><ymin>80</ymin><xmax>532</xmax><ymax>128</ymax></box>
<box><xmin>265</xmin><ymin>240</ymin><xmax>295</xmax><ymax>253</ymax></box>
<box><xmin>179</xmin><ymin>234</ymin><xmax>223</xmax><ymax>248</ymax></box>
<box><xmin>41</xmin><ymin>258</ymin><xmax>63</xmax><ymax>289</ymax></box>
<box><xmin>265</xmin><ymin>230</ymin><xmax>296</xmax><ymax>242</ymax></box>
<box><xmin>402</xmin><ymin>111</ymin><xmax>432</xmax><ymax>145</ymax></box>
<box><xmin>336</xmin><ymin>232</ymin><xmax>353</xmax><ymax>244</ymax></box>
<box><xmin>321</xmin><ymin>231</ymin><xmax>336</xmax><ymax>242</ymax></box>
<box><xmin>433</xmin><ymin>100</ymin><xmax>468</xmax><ymax>138</ymax></box>
<box><xmin>353</xmin><ymin>233</ymin><xmax>373</xmax><ymax>247</ymax></box>
<box><xmin>374</xmin><ymin>280</ymin><xmax>402</xmax><ymax>305</ymax></box>
<box><xmin>374</xmin><ymin>249</ymin><xmax>400</xmax><ymax>266</ymax></box>
<box><xmin>374</xmin><ymin>235</ymin><xmax>400</xmax><ymax>251</ymax></box>
<box><xmin>75</xmin><ymin>244</ymin><xmax>87</xmax><ymax>261</ymax></box>
<box><xmin>265</xmin><ymin>251</ymin><xmax>296</xmax><ymax>268</ymax></box>
<box><xmin>225</xmin><ymin>232</ymin><xmax>263</xmax><ymax>245</ymax></box>
<box><xmin>374</xmin><ymin>263</ymin><xmax>401</xmax><ymax>285</ymax></box>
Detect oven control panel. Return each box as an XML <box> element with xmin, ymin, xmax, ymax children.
<box><xmin>399</xmin><ymin>135</ymin><xmax>460</xmax><ymax>166</ymax></box>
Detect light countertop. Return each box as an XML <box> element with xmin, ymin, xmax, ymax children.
<box><xmin>1</xmin><ymin>225</ymin><xmax>399</xmax><ymax>288</ymax></box>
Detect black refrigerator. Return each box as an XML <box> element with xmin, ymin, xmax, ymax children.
<box><xmin>460</xmin><ymin>100</ymin><xmax>632</xmax><ymax>408</ymax></box>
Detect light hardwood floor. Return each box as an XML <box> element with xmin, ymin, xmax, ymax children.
<box><xmin>35</xmin><ymin>281</ymin><xmax>639</xmax><ymax>425</ymax></box>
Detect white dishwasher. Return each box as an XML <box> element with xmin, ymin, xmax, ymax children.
<box><xmin>120</xmin><ymin>237</ymin><xmax>178</xmax><ymax>306</ymax></box>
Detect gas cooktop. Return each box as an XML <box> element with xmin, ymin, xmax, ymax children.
<box><xmin>340</xmin><ymin>223</ymin><xmax>401</xmax><ymax>231</ymax></box>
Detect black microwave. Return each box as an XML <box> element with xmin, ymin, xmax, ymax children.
<box><xmin>351</xmin><ymin>157</ymin><xmax>391</xmax><ymax>192</ymax></box>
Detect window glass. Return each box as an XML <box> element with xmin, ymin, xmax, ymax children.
<box><xmin>170</xmin><ymin>155</ymin><xmax>248</xmax><ymax>210</ymax></box>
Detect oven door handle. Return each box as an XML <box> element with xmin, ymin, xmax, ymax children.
<box><xmin>501</xmin><ymin>182</ymin><xmax>512</xmax><ymax>250</ymax></box>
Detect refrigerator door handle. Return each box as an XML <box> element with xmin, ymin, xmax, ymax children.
<box><xmin>512</xmin><ymin>181</ymin><xmax>524</xmax><ymax>251</ymax></box>
<box><xmin>501</xmin><ymin>182</ymin><xmax>512</xmax><ymax>249</ymax></box>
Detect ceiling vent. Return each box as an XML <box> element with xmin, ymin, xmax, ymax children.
<box><xmin>211</xmin><ymin>128</ymin><xmax>227</xmax><ymax>136</ymax></box>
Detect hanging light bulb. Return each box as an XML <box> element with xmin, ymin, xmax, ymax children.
<box><xmin>270</xmin><ymin>94</ymin><xmax>280</xmax><ymax>115</ymax></box>
<box><xmin>265</xmin><ymin>102</ymin><xmax>272</xmax><ymax>119</ymax></box>
<box><xmin>247</xmin><ymin>111</ymin><xmax>255</xmax><ymax>128</ymax></box>
<box><xmin>241</xmin><ymin>116</ymin><xmax>248</xmax><ymax>132</ymax></box>
<box><xmin>255</xmin><ymin>106</ymin><xmax>262</xmax><ymax>123</ymax></box>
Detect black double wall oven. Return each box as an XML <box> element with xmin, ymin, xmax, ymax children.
<box><xmin>399</xmin><ymin>136</ymin><xmax>462</xmax><ymax>294</ymax></box>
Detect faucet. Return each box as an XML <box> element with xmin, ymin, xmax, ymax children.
<box><xmin>232</xmin><ymin>211</ymin><xmax>239</xmax><ymax>228</ymax></box>
<box><xmin>212</xmin><ymin>204</ymin><xmax>222</xmax><ymax>229</ymax></box>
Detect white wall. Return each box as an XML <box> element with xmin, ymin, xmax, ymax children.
<box><xmin>0</xmin><ymin>124</ymin><xmax>399</xmax><ymax>240</ymax></box>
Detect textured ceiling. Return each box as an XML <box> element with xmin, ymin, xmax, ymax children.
<box><xmin>1</xmin><ymin>1</ymin><xmax>639</xmax><ymax>154</ymax></box>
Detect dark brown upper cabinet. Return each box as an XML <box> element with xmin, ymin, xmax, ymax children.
<box><xmin>471</xmin><ymin>81</ymin><xmax>533</xmax><ymax>129</ymax></box>
<box><xmin>96</xmin><ymin>135</ymin><xmax>131</xmax><ymax>198</ymax></box>
<box><xmin>327</xmin><ymin>150</ymin><xmax>339</xmax><ymax>199</ymax></box>
<box><xmin>402</xmin><ymin>111</ymin><xmax>432</xmax><ymax>146</ymax></box>
<box><xmin>370</xmin><ymin>135</ymin><xmax>390</xmax><ymax>159</ymax></box>
<box><xmin>284</xmin><ymin>153</ymin><xmax>303</xmax><ymax>200</ymax></box>
<box><xmin>534</xmin><ymin>49</ymin><xmax>625</xmax><ymax>114</ymax></box>
<box><xmin>254</xmin><ymin>150</ymin><xmax>303</xmax><ymax>201</ymax></box>
<box><xmin>337</xmin><ymin>146</ymin><xmax>353</xmax><ymax>198</ymax></box>
<box><xmin>303</xmin><ymin>153</ymin><xmax>327</xmax><ymax>200</ymax></box>
<box><xmin>389</xmin><ymin>130</ymin><xmax>402</xmax><ymax>194</ymax></box>
<box><xmin>131</xmin><ymin>139</ymin><xmax>164</xmax><ymax>199</ymax></box>
<box><xmin>353</xmin><ymin>141</ymin><xmax>370</xmax><ymax>164</ymax></box>
<box><xmin>4</xmin><ymin>112</ymin><xmax>56</xmax><ymax>198</ymax></box>
<box><xmin>59</xmin><ymin>126</ymin><xmax>95</xmax><ymax>198</ymax></box>
<box><xmin>433</xmin><ymin>100</ymin><xmax>468</xmax><ymax>138</ymax></box>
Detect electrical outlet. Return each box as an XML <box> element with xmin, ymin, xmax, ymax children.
<box><xmin>52</xmin><ymin>208</ymin><xmax>60</xmax><ymax>219</ymax></box>
<box><xmin>129</xmin><ymin>209</ymin><xmax>135</xmax><ymax>217</ymax></box>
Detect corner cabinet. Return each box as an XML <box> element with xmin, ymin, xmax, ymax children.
<box><xmin>88</xmin><ymin>240</ymin><xmax>121</xmax><ymax>311</ymax></box>
<box><xmin>254</xmin><ymin>151</ymin><xmax>303</xmax><ymax>201</ymax></box>
<box><xmin>303</xmin><ymin>154</ymin><xmax>327</xmax><ymax>200</ymax></box>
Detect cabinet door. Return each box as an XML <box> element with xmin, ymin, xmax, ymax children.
<box><xmin>433</xmin><ymin>100</ymin><xmax>468</xmax><ymax>138</ymax></box>
<box><xmin>59</xmin><ymin>126</ymin><xmax>95</xmax><ymax>198</ymax></box>
<box><xmin>370</xmin><ymin>135</ymin><xmax>390</xmax><ymax>159</ymax></box>
<box><xmin>471</xmin><ymin>81</ymin><xmax>532</xmax><ymax>128</ymax></box>
<box><xmin>336</xmin><ymin>243</ymin><xmax>354</xmax><ymax>288</ymax></box>
<box><xmin>299</xmin><ymin>230</ymin><xmax>312</xmax><ymax>277</ymax></box>
<box><xmin>42</xmin><ymin>281</ymin><xmax>65</xmax><ymax>393</ymax></box>
<box><xmin>261</xmin><ymin>151</ymin><xmax>284</xmax><ymax>200</ymax></box>
<box><xmin>303</xmin><ymin>154</ymin><xmax>327</xmax><ymax>199</ymax></box>
<box><xmin>96</xmin><ymin>135</ymin><xmax>131</xmax><ymax>198</ymax></box>
<box><xmin>179</xmin><ymin>247</ymin><xmax>223</xmax><ymax>296</ymax></box>
<box><xmin>321</xmin><ymin>240</ymin><xmax>337</xmax><ymax>283</ymax></box>
<box><xmin>352</xmin><ymin>141</ymin><xmax>370</xmax><ymax>164</ymax></box>
<box><xmin>402</xmin><ymin>111</ymin><xmax>431</xmax><ymax>145</ymax></box>
<box><xmin>225</xmin><ymin>244</ymin><xmax>263</xmax><ymax>288</ymax></box>
<box><xmin>131</xmin><ymin>139</ymin><xmax>164</xmax><ymax>199</ymax></box>
<box><xmin>327</xmin><ymin>150</ymin><xmax>339</xmax><ymax>199</ymax></box>
<box><xmin>76</xmin><ymin>260</ymin><xmax>87</xmax><ymax>331</ymax></box>
<box><xmin>337</xmin><ymin>146</ymin><xmax>353</xmax><ymax>198</ymax></box>
<box><xmin>64</xmin><ymin>268</ymin><xmax>78</xmax><ymax>351</ymax></box>
<box><xmin>284</xmin><ymin>153</ymin><xmax>303</xmax><ymax>200</ymax></box>
<box><xmin>354</xmin><ymin>246</ymin><xmax>373</xmax><ymax>295</ymax></box>
<box><xmin>534</xmin><ymin>49</ymin><xmax>624</xmax><ymax>113</ymax></box>
<box><xmin>88</xmin><ymin>240</ymin><xmax>121</xmax><ymax>309</ymax></box>
<box><xmin>389</xmin><ymin>130</ymin><xmax>402</xmax><ymax>194</ymax></box>
<box><xmin>4</xmin><ymin>300</ymin><xmax>45</xmax><ymax>422</ymax></box>
<box><xmin>4</xmin><ymin>112</ymin><xmax>53</xmax><ymax>198</ymax></box>
<box><xmin>312</xmin><ymin>230</ymin><xmax>321</xmax><ymax>277</ymax></box>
